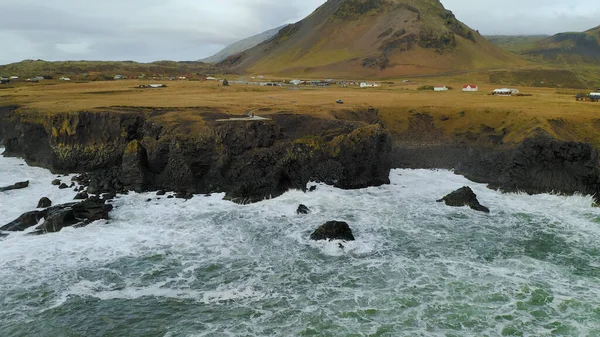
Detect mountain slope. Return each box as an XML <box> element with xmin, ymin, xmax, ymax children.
<box><xmin>523</xmin><ymin>26</ymin><xmax>600</xmax><ymax>64</ymax></box>
<box><xmin>200</xmin><ymin>26</ymin><xmax>286</xmax><ymax>64</ymax></box>
<box><xmin>220</xmin><ymin>0</ymin><xmax>523</xmax><ymax>77</ymax></box>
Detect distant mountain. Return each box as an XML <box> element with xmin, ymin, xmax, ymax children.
<box><xmin>523</xmin><ymin>26</ymin><xmax>600</xmax><ymax>64</ymax></box>
<box><xmin>218</xmin><ymin>0</ymin><xmax>522</xmax><ymax>78</ymax></box>
<box><xmin>0</xmin><ymin>60</ymin><xmax>220</xmax><ymax>78</ymax></box>
<box><xmin>200</xmin><ymin>26</ymin><xmax>286</xmax><ymax>64</ymax></box>
<box><xmin>484</xmin><ymin>35</ymin><xmax>548</xmax><ymax>54</ymax></box>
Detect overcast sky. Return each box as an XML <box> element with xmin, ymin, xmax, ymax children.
<box><xmin>0</xmin><ymin>0</ymin><xmax>599</xmax><ymax>65</ymax></box>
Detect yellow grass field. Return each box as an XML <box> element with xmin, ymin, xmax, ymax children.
<box><xmin>1</xmin><ymin>78</ymin><xmax>599</xmax><ymax>145</ymax></box>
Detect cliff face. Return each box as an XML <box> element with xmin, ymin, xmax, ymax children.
<box><xmin>0</xmin><ymin>108</ymin><xmax>391</xmax><ymax>203</ymax></box>
<box><xmin>390</xmin><ymin>112</ymin><xmax>600</xmax><ymax>201</ymax></box>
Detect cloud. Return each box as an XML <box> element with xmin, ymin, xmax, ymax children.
<box><xmin>0</xmin><ymin>0</ymin><xmax>598</xmax><ymax>65</ymax></box>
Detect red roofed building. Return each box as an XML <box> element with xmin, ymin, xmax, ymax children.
<box><xmin>462</xmin><ymin>84</ymin><xmax>478</xmax><ymax>92</ymax></box>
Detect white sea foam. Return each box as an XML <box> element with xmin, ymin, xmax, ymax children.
<box><xmin>1</xmin><ymin>152</ymin><xmax>600</xmax><ymax>336</ymax></box>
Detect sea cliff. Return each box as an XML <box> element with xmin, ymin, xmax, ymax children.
<box><xmin>0</xmin><ymin>107</ymin><xmax>391</xmax><ymax>202</ymax></box>
<box><xmin>2</xmin><ymin>105</ymin><xmax>600</xmax><ymax>202</ymax></box>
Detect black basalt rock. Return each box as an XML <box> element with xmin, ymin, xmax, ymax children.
<box><xmin>37</xmin><ymin>197</ymin><xmax>52</xmax><ymax>208</ymax></box>
<box><xmin>437</xmin><ymin>186</ymin><xmax>490</xmax><ymax>213</ymax></box>
<box><xmin>297</xmin><ymin>204</ymin><xmax>310</xmax><ymax>214</ymax></box>
<box><xmin>59</xmin><ymin>183</ymin><xmax>69</xmax><ymax>189</ymax></box>
<box><xmin>310</xmin><ymin>221</ymin><xmax>355</xmax><ymax>241</ymax></box>
<box><xmin>74</xmin><ymin>192</ymin><xmax>89</xmax><ymax>200</ymax></box>
<box><xmin>0</xmin><ymin>181</ymin><xmax>29</xmax><ymax>192</ymax></box>
<box><xmin>1</xmin><ymin>197</ymin><xmax>113</xmax><ymax>234</ymax></box>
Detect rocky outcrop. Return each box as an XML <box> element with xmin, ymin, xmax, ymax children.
<box><xmin>37</xmin><ymin>197</ymin><xmax>52</xmax><ymax>208</ymax></box>
<box><xmin>437</xmin><ymin>186</ymin><xmax>490</xmax><ymax>213</ymax></box>
<box><xmin>0</xmin><ymin>181</ymin><xmax>29</xmax><ymax>192</ymax></box>
<box><xmin>310</xmin><ymin>221</ymin><xmax>355</xmax><ymax>241</ymax></box>
<box><xmin>1</xmin><ymin>197</ymin><xmax>113</xmax><ymax>234</ymax></box>
<box><xmin>0</xmin><ymin>108</ymin><xmax>392</xmax><ymax>203</ymax></box>
<box><xmin>297</xmin><ymin>204</ymin><xmax>310</xmax><ymax>214</ymax></box>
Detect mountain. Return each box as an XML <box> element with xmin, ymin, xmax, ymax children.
<box><xmin>523</xmin><ymin>26</ymin><xmax>600</xmax><ymax>64</ymax></box>
<box><xmin>200</xmin><ymin>26</ymin><xmax>286</xmax><ymax>64</ymax></box>
<box><xmin>0</xmin><ymin>60</ymin><xmax>220</xmax><ymax>78</ymax></box>
<box><xmin>219</xmin><ymin>0</ymin><xmax>522</xmax><ymax>77</ymax></box>
<box><xmin>484</xmin><ymin>35</ymin><xmax>548</xmax><ymax>54</ymax></box>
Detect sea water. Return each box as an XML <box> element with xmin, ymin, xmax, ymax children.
<box><xmin>1</xmin><ymin>151</ymin><xmax>600</xmax><ymax>337</ymax></box>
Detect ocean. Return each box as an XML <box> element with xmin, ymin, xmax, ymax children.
<box><xmin>1</xmin><ymin>151</ymin><xmax>600</xmax><ymax>336</ymax></box>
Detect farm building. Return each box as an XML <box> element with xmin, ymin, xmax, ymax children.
<box><xmin>462</xmin><ymin>85</ymin><xmax>478</xmax><ymax>92</ymax></box>
<box><xmin>493</xmin><ymin>88</ymin><xmax>519</xmax><ymax>96</ymax></box>
<box><xmin>590</xmin><ymin>92</ymin><xmax>600</xmax><ymax>102</ymax></box>
<box><xmin>360</xmin><ymin>82</ymin><xmax>380</xmax><ymax>88</ymax></box>
<box><xmin>0</xmin><ymin>77</ymin><xmax>9</xmax><ymax>84</ymax></box>
<box><xmin>434</xmin><ymin>86</ymin><xmax>448</xmax><ymax>91</ymax></box>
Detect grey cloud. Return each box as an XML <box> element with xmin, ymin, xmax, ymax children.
<box><xmin>0</xmin><ymin>0</ymin><xmax>599</xmax><ymax>65</ymax></box>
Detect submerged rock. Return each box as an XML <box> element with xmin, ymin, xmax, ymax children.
<box><xmin>0</xmin><ymin>180</ymin><xmax>29</xmax><ymax>192</ymax></box>
<box><xmin>437</xmin><ymin>186</ymin><xmax>490</xmax><ymax>213</ymax></box>
<box><xmin>37</xmin><ymin>197</ymin><xmax>52</xmax><ymax>208</ymax></box>
<box><xmin>310</xmin><ymin>221</ymin><xmax>355</xmax><ymax>241</ymax></box>
<box><xmin>297</xmin><ymin>204</ymin><xmax>310</xmax><ymax>214</ymax></box>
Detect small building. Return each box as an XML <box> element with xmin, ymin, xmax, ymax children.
<box><xmin>9</xmin><ymin>76</ymin><xmax>18</xmax><ymax>80</ymax></box>
<box><xmin>360</xmin><ymin>82</ymin><xmax>380</xmax><ymax>88</ymax></box>
<box><xmin>590</xmin><ymin>92</ymin><xmax>600</xmax><ymax>102</ymax></box>
<box><xmin>114</xmin><ymin>75</ymin><xmax>126</xmax><ymax>80</ymax></box>
<box><xmin>434</xmin><ymin>86</ymin><xmax>448</xmax><ymax>91</ymax></box>
<box><xmin>289</xmin><ymin>79</ymin><xmax>302</xmax><ymax>85</ymax></box>
<box><xmin>0</xmin><ymin>77</ymin><xmax>9</xmax><ymax>84</ymax></box>
<box><xmin>462</xmin><ymin>84</ymin><xmax>478</xmax><ymax>92</ymax></box>
<box><xmin>493</xmin><ymin>88</ymin><xmax>519</xmax><ymax>96</ymax></box>
<box><xmin>59</xmin><ymin>77</ymin><xmax>71</xmax><ymax>81</ymax></box>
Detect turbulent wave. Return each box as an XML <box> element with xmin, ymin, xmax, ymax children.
<box><xmin>1</xmin><ymin>152</ymin><xmax>600</xmax><ymax>336</ymax></box>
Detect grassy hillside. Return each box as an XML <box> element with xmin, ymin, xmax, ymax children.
<box><xmin>485</xmin><ymin>35</ymin><xmax>548</xmax><ymax>54</ymax></box>
<box><xmin>521</xmin><ymin>26</ymin><xmax>600</xmax><ymax>65</ymax></box>
<box><xmin>219</xmin><ymin>0</ymin><xmax>523</xmax><ymax>78</ymax></box>
<box><xmin>0</xmin><ymin>60</ymin><xmax>223</xmax><ymax>79</ymax></box>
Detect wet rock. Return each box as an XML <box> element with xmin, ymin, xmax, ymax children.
<box><xmin>167</xmin><ymin>195</ymin><xmax>174</xmax><ymax>199</ymax></box>
<box><xmin>156</xmin><ymin>190</ymin><xmax>166</xmax><ymax>196</ymax></box>
<box><xmin>0</xmin><ymin>181</ymin><xmax>30</xmax><ymax>192</ymax></box>
<box><xmin>52</xmin><ymin>179</ymin><xmax>61</xmax><ymax>186</ymax></box>
<box><xmin>146</xmin><ymin>198</ymin><xmax>152</xmax><ymax>202</ymax></box>
<box><xmin>175</xmin><ymin>191</ymin><xmax>194</xmax><ymax>200</ymax></box>
<box><xmin>297</xmin><ymin>204</ymin><xmax>310</xmax><ymax>214</ymax></box>
<box><xmin>101</xmin><ymin>192</ymin><xmax>116</xmax><ymax>201</ymax></box>
<box><xmin>59</xmin><ymin>183</ymin><xmax>69</xmax><ymax>189</ymax></box>
<box><xmin>37</xmin><ymin>197</ymin><xmax>52</xmax><ymax>208</ymax></box>
<box><xmin>310</xmin><ymin>221</ymin><xmax>355</xmax><ymax>241</ymax></box>
<box><xmin>309</xmin><ymin>185</ymin><xmax>317</xmax><ymax>192</ymax></box>
<box><xmin>437</xmin><ymin>186</ymin><xmax>490</xmax><ymax>213</ymax></box>
<box><xmin>1</xmin><ymin>210</ymin><xmax>46</xmax><ymax>231</ymax></box>
<box><xmin>74</xmin><ymin>192</ymin><xmax>89</xmax><ymax>200</ymax></box>
<box><xmin>36</xmin><ymin>197</ymin><xmax>114</xmax><ymax>233</ymax></box>
<box><xmin>2</xmin><ymin>197</ymin><xmax>114</xmax><ymax>234</ymax></box>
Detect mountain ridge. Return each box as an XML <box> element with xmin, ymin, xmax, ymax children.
<box><xmin>219</xmin><ymin>0</ymin><xmax>523</xmax><ymax>77</ymax></box>
<box><xmin>200</xmin><ymin>25</ymin><xmax>286</xmax><ymax>64</ymax></box>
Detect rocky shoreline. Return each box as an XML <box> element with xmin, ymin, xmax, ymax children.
<box><xmin>0</xmin><ymin>106</ymin><xmax>391</xmax><ymax>203</ymax></box>
<box><xmin>2</xmin><ymin>105</ymin><xmax>600</xmax><ymax>205</ymax></box>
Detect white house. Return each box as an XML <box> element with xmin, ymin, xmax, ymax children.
<box><xmin>493</xmin><ymin>88</ymin><xmax>519</xmax><ymax>96</ymax></box>
<box><xmin>360</xmin><ymin>82</ymin><xmax>380</xmax><ymax>88</ymax></box>
<box><xmin>434</xmin><ymin>86</ymin><xmax>448</xmax><ymax>91</ymax></box>
<box><xmin>289</xmin><ymin>79</ymin><xmax>302</xmax><ymax>85</ymax></box>
<box><xmin>9</xmin><ymin>76</ymin><xmax>18</xmax><ymax>80</ymax></box>
<box><xmin>462</xmin><ymin>84</ymin><xmax>478</xmax><ymax>92</ymax></box>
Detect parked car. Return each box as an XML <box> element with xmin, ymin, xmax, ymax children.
<box><xmin>336</xmin><ymin>99</ymin><xmax>344</xmax><ymax>104</ymax></box>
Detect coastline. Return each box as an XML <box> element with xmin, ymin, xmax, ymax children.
<box><xmin>2</xmin><ymin>105</ymin><xmax>600</xmax><ymax>203</ymax></box>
